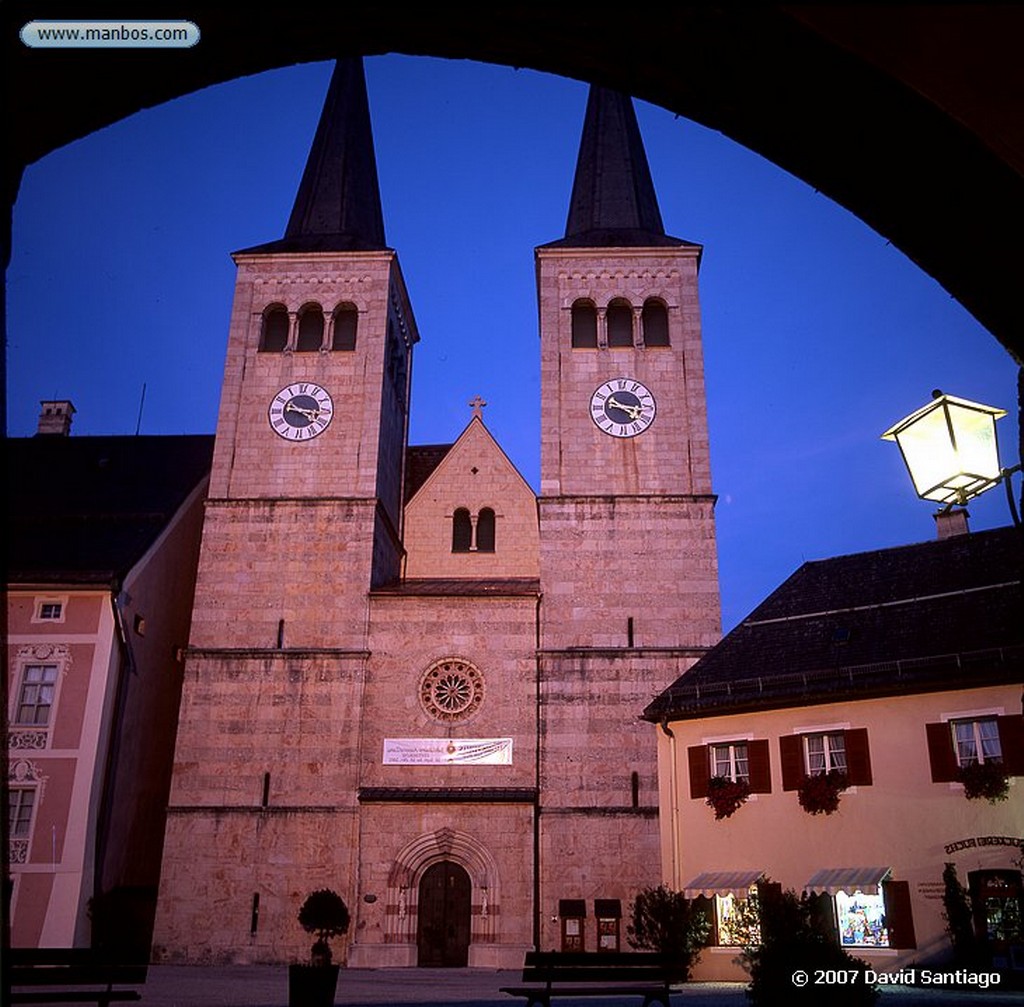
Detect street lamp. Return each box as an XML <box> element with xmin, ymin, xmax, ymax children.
<box><xmin>882</xmin><ymin>390</ymin><xmax>1020</xmax><ymax>526</ymax></box>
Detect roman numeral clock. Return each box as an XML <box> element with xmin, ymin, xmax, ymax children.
<box><xmin>268</xmin><ymin>382</ymin><xmax>335</xmax><ymax>441</ymax></box>
<box><xmin>589</xmin><ymin>378</ymin><xmax>657</xmax><ymax>438</ymax></box>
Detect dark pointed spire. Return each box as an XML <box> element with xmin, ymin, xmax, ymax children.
<box><xmin>546</xmin><ymin>86</ymin><xmax>693</xmax><ymax>249</ymax></box>
<box><xmin>240</xmin><ymin>59</ymin><xmax>386</xmax><ymax>254</ymax></box>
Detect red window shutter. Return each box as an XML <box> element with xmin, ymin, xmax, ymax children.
<box><xmin>688</xmin><ymin>745</ymin><xmax>710</xmax><ymax>799</ymax></box>
<box><xmin>926</xmin><ymin>722</ymin><xmax>958</xmax><ymax>782</ymax></box>
<box><xmin>747</xmin><ymin>739</ymin><xmax>772</xmax><ymax>794</ymax></box>
<box><xmin>844</xmin><ymin>728</ymin><xmax>873</xmax><ymax>786</ymax></box>
<box><xmin>779</xmin><ymin>735</ymin><xmax>804</xmax><ymax>791</ymax></box>
<box><xmin>997</xmin><ymin>715</ymin><xmax>1024</xmax><ymax>776</ymax></box>
<box><xmin>883</xmin><ymin>880</ymin><xmax>917</xmax><ymax>949</ymax></box>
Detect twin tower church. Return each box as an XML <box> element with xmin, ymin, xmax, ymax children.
<box><xmin>152</xmin><ymin>59</ymin><xmax>721</xmax><ymax>966</ymax></box>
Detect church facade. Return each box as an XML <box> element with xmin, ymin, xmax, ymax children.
<box><xmin>152</xmin><ymin>60</ymin><xmax>721</xmax><ymax>967</ymax></box>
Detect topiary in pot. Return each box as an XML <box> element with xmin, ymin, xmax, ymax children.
<box><xmin>289</xmin><ymin>889</ymin><xmax>350</xmax><ymax>1007</ymax></box>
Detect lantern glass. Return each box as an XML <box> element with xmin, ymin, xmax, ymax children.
<box><xmin>882</xmin><ymin>394</ymin><xmax>1005</xmax><ymax>505</ymax></box>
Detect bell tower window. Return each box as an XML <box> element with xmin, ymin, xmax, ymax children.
<box><xmin>332</xmin><ymin>304</ymin><xmax>358</xmax><ymax>351</ymax></box>
<box><xmin>571</xmin><ymin>300</ymin><xmax>598</xmax><ymax>348</ymax></box>
<box><xmin>259</xmin><ymin>305</ymin><xmax>289</xmax><ymax>352</ymax></box>
<box><xmin>606</xmin><ymin>299</ymin><xmax>634</xmax><ymax>347</ymax></box>
<box><xmin>642</xmin><ymin>299</ymin><xmax>670</xmax><ymax>347</ymax></box>
<box><xmin>296</xmin><ymin>305</ymin><xmax>324</xmax><ymax>352</ymax></box>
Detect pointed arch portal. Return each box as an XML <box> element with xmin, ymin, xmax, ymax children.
<box><xmin>417</xmin><ymin>861</ymin><xmax>472</xmax><ymax>967</ymax></box>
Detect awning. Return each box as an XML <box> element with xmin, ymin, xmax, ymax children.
<box><xmin>684</xmin><ymin>871</ymin><xmax>763</xmax><ymax>899</ymax></box>
<box><xmin>804</xmin><ymin>867</ymin><xmax>891</xmax><ymax>896</ymax></box>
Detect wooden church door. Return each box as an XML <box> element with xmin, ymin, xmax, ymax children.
<box><xmin>417</xmin><ymin>861</ymin><xmax>471</xmax><ymax>966</ymax></box>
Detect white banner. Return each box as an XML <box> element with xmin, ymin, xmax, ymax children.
<box><xmin>383</xmin><ymin>738</ymin><xmax>513</xmax><ymax>765</ymax></box>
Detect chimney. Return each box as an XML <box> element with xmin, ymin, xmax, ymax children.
<box><xmin>934</xmin><ymin>507</ymin><xmax>970</xmax><ymax>539</ymax></box>
<box><xmin>36</xmin><ymin>400</ymin><xmax>76</xmax><ymax>437</ymax></box>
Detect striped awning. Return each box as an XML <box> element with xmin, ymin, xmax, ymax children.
<box><xmin>804</xmin><ymin>867</ymin><xmax>891</xmax><ymax>896</ymax></box>
<box><xmin>684</xmin><ymin>870</ymin><xmax>763</xmax><ymax>899</ymax></box>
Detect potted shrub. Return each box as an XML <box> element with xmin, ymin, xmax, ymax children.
<box><xmin>288</xmin><ymin>889</ymin><xmax>350</xmax><ymax>1007</ymax></box>
<box><xmin>797</xmin><ymin>770</ymin><xmax>848</xmax><ymax>815</ymax></box>
<box><xmin>705</xmin><ymin>775</ymin><xmax>751</xmax><ymax>819</ymax></box>
<box><xmin>957</xmin><ymin>760</ymin><xmax>1009</xmax><ymax>803</ymax></box>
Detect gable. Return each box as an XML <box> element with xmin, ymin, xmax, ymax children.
<box><xmin>403</xmin><ymin>418</ymin><xmax>538</xmax><ymax>579</ymax></box>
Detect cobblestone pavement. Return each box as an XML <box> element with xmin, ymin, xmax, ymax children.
<box><xmin>135</xmin><ymin>966</ymin><xmax>1021</xmax><ymax>1007</ymax></box>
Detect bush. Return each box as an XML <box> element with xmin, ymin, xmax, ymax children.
<box><xmin>741</xmin><ymin>886</ymin><xmax>877</xmax><ymax>1006</ymax></box>
<box><xmin>941</xmin><ymin>863</ymin><xmax>979</xmax><ymax>967</ymax></box>
<box><xmin>956</xmin><ymin>761</ymin><xmax>1009</xmax><ymax>803</ymax></box>
<box><xmin>797</xmin><ymin>771</ymin><xmax>849</xmax><ymax>815</ymax></box>
<box><xmin>626</xmin><ymin>884</ymin><xmax>709</xmax><ymax>982</ymax></box>
<box><xmin>705</xmin><ymin>776</ymin><xmax>751</xmax><ymax>819</ymax></box>
<box><xmin>298</xmin><ymin>889</ymin><xmax>350</xmax><ymax>965</ymax></box>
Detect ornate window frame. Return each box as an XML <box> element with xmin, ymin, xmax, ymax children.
<box><xmin>419</xmin><ymin>658</ymin><xmax>485</xmax><ymax>724</ymax></box>
<box><xmin>9</xmin><ymin>644</ymin><xmax>70</xmax><ymax>750</ymax></box>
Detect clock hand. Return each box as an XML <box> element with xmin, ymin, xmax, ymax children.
<box><xmin>606</xmin><ymin>396</ymin><xmax>641</xmax><ymax>420</ymax></box>
<box><xmin>285</xmin><ymin>402</ymin><xmax>320</xmax><ymax>420</ymax></box>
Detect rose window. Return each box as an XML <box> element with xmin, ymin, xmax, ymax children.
<box><xmin>420</xmin><ymin>659</ymin><xmax>484</xmax><ymax>722</ymax></box>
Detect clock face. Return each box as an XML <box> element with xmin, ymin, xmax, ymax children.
<box><xmin>590</xmin><ymin>378</ymin><xmax>657</xmax><ymax>438</ymax></box>
<box><xmin>268</xmin><ymin>382</ymin><xmax>334</xmax><ymax>441</ymax></box>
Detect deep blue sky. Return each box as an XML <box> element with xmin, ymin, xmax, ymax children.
<box><xmin>7</xmin><ymin>56</ymin><xmax>1018</xmax><ymax>631</ymax></box>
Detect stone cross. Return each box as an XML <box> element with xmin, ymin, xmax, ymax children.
<box><xmin>469</xmin><ymin>395</ymin><xmax>487</xmax><ymax>419</ymax></box>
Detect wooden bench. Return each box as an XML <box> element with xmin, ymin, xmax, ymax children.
<box><xmin>9</xmin><ymin>948</ymin><xmax>148</xmax><ymax>1006</ymax></box>
<box><xmin>500</xmin><ymin>950</ymin><xmax>674</xmax><ymax>1007</ymax></box>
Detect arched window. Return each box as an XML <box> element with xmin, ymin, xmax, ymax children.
<box><xmin>332</xmin><ymin>304</ymin><xmax>358</xmax><ymax>351</ymax></box>
<box><xmin>259</xmin><ymin>305</ymin><xmax>288</xmax><ymax>352</ymax></box>
<box><xmin>296</xmin><ymin>305</ymin><xmax>324</xmax><ymax>352</ymax></box>
<box><xmin>571</xmin><ymin>300</ymin><xmax>598</xmax><ymax>348</ymax></box>
<box><xmin>452</xmin><ymin>509</ymin><xmax>472</xmax><ymax>553</ymax></box>
<box><xmin>606</xmin><ymin>299</ymin><xmax>633</xmax><ymax>347</ymax></box>
<box><xmin>476</xmin><ymin>508</ymin><xmax>495</xmax><ymax>552</ymax></box>
<box><xmin>642</xmin><ymin>299</ymin><xmax>670</xmax><ymax>347</ymax></box>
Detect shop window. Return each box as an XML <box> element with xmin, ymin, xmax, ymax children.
<box><xmin>780</xmin><ymin>729</ymin><xmax>873</xmax><ymax>790</ymax></box>
<box><xmin>476</xmin><ymin>508</ymin><xmax>496</xmax><ymax>552</ymax></box>
<box><xmin>804</xmin><ymin>872</ymin><xmax>916</xmax><ymax>950</ymax></box>
<box><xmin>452</xmin><ymin>509</ymin><xmax>472</xmax><ymax>553</ymax></box>
<box><xmin>15</xmin><ymin>664</ymin><xmax>58</xmax><ymax>726</ymax></box>
<box><xmin>926</xmin><ymin>714</ymin><xmax>1024</xmax><ymax>782</ymax></box>
<box><xmin>332</xmin><ymin>304</ymin><xmax>358</xmax><ymax>351</ymax></box>
<box><xmin>296</xmin><ymin>305</ymin><xmax>324</xmax><ymax>352</ymax></box>
<box><xmin>259</xmin><ymin>305</ymin><xmax>289</xmax><ymax>351</ymax></box>
<box><xmin>684</xmin><ymin>875</ymin><xmax>765</xmax><ymax>946</ymax></box>
<box><xmin>969</xmin><ymin>870</ymin><xmax>1023</xmax><ymax>946</ymax></box>
<box><xmin>606</xmin><ymin>299</ymin><xmax>633</xmax><ymax>348</ymax></box>
<box><xmin>687</xmin><ymin>739</ymin><xmax>771</xmax><ymax>798</ymax></box>
<box><xmin>571</xmin><ymin>300</ymin><xmax>597</xmax><ymax>348</ymax></box>
<box><xmin>641</xmin><ymin>299</ymin><xmax>670</xmax><ymax>346</ymax></box>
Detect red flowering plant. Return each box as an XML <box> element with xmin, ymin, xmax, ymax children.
<box><xmin>957</xmin><ymin>760</ymin><xmax>1009</xmax><ymax>803</ymax></box>
<box><xmin>797</xmin><ymin>770</ymin><xmax>849</xmax><ymax>815</ymax></box>
<box><xmin>705</xmin><ymin>775</ymin><xmax>752</xmax><ymax>820</ymax></box>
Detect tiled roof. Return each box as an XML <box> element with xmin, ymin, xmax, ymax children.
<box><xmin>404</xmin><ymin>443</ymin><xmax>452</xmax><ymax>503</ymax></box>
<box><xmin>6</xmin><ymin>434</ymin><xmax>214</xmax><ymax>586</ymax></box>
<box><xmin>645</xmin><ymin>526</ymin><xmax>1023</xmax><ymax>721</ymax></box>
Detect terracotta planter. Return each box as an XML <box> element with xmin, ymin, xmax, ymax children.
<box><xmin>288</xmin><ymin>963</ymin><xmax>339</xmax><ymax>1007</ymax></box>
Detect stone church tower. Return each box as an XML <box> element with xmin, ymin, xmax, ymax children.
<box><xmin>152</xmin><ymin>61</ymin><xmax>719</xmax><ymax>967</ymax></box>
